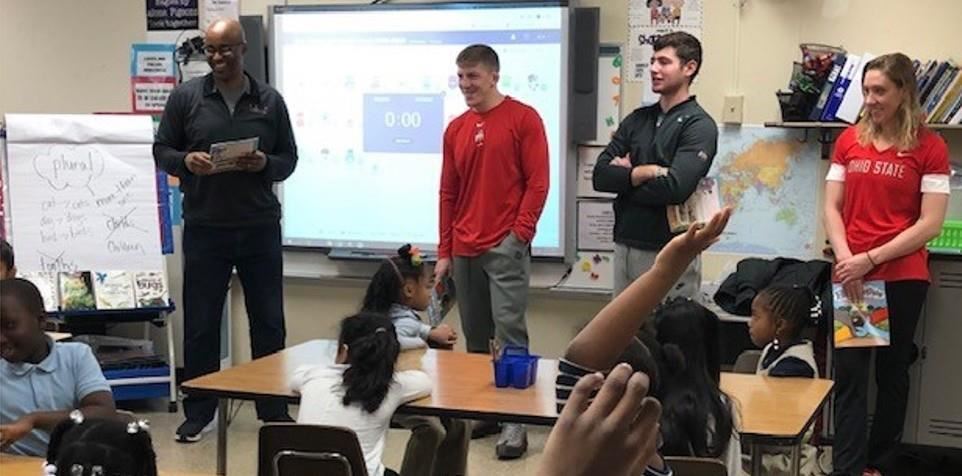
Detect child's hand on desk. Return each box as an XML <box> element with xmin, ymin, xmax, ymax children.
<box><xmin>428</xmin><ymin>324</ymin><xmax>458</xmax><ymax>348</ymax></box>
<box><xmin>0</xmin><ymin>416</ymin><xmax>34</xmax><ymax>449</ymax></box>
<box><xmin>539</xmin><ymin>363</ymin><xmax>662</xmax><ymax>476</ymax></box>
<box><xmin>655</xmin><ymin>207</ymin><xmax>732</xmax><ymax>271</ymax></box>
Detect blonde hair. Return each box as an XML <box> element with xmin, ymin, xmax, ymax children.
<box><xmin>855</xmin><ymin>53</ymin><xmax>923</xmax><ymax>151</ymax></box>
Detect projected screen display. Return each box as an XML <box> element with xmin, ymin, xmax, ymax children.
<box><xmin>271</xmin><ymin>2</ymin><xmax>569</xmax><ymax>256</ymax></box>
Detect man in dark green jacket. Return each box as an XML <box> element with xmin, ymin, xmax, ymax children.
<box><xmin>593</xmin><ymin>32</ymin><xmax>717</xmax><ymax>298</ymax></box>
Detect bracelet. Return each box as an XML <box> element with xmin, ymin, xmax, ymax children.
<box><xmin>865</xmin><ymin>251</ymin><xmax>877</xmax><ymax>266</ymax></box>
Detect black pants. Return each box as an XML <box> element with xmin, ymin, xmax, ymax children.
<box><xmin>182</xmin><ymin>223</ymin><xmax>288</xmax><ymax>424</ymax></box>
<box><xmin>832</xmin><ymin>280</ymin><xmax>928</xmax><ymax>475</ymax></box>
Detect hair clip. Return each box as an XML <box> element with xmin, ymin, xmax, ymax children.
<box><xmin>127</xmin><ymin>419</ymin><xmax>151</xmax><ymax>434</ymax></box>
<box><xmin>42</xmin><ymin>463</ymin><xmax>57</xmax><ymax>476</ymax></box>
<box><xmin>409</xmin><ymin>246</ymin><xmax>423</xmax><ymax>267</ymax></box>
<box><xmin>70</xmin><ymin>464</ymin><xmax>85</xmax><ymax>476</ymax></box>
<box><xmin>91</xmin><ymin>465</ymin><xmax>105</xmax><ymax>476</ymax></box>
<box><xmin>374</xmin><ymin>327</ymin><xmax>387</xmax><ymax>334</ymax></box>
<box><xmin>69</xmin><ymin>409</ymin><xmax>84</xmax><ymax>425</ymax></box>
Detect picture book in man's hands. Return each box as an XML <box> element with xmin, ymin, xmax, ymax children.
<box><xmin>833</xmin><ymin>281</ymin><xmax>889</xmax><ymax>348</ymax></box>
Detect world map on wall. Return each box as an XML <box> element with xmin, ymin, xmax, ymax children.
<box><xmin>708</xmin><ymin>126</ymin><xmax>820</xmax><ymax>257</ymax></box>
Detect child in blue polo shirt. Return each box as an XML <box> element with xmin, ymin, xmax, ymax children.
<box><xmin>0</xmin><ymin>278</ymin><xmax>117</xmax><ymax>456</ymax></box>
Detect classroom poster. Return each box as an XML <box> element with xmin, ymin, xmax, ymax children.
<box><xmin>577</xmin><ymin>200</ymin><xmax>615</xmax><ymax>251</ymax></box>
<box><xmin>4</xmin><ymin>114</ymin><xmax>167</xmax><ymax>275</ymax></box>
<box><xmin>576</xmin><ymin>145</ymin><xmax>615</xmax><ymax>199</ymax></box>
<box><xmin>130</xmin><ymin>44</ymin><xmax>177</xmax><ymax>114</ymax></box>
<box><xmin>145</xmin><ymin>0</ymin><xmax>199</xmax><ymax>31</ymax></box>
<box><xmin>626</xmin><ymin>0</ymin><xmax>704</xmax><ymax>103</ymax></box>
<box><xmin>597</xmin><ymin>46</ymin><xmax>623</xmax><ymax>141</ymax></box>
<box><xmin>201</xmin><ymin>0</ymin><xmax>239</xmax><ymax>30</ymax></box>
<box><xmin>559</xmin><ymin>252</ymin><xmax>614</xmax><ymax>291</ymax></box>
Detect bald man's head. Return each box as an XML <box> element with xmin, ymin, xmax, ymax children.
<box><xmin>204</xmin><ymin>19</ymin><xmax>247</xmax><ymax>82</ymax></box>
<box><xmin>206</xmin><ymin>19</ymin><xmax>246</xmax><ymax>44</ymax></box>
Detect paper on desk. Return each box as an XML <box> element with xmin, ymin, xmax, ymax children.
<box><xmin>209</xmin><ymin>137</ymin><xmax>258</xmax><ymax>173</ymax></box>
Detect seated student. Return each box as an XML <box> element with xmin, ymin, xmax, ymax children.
<box><xmin>0</xmin><ymin>278</ymin><xmax>116</xmax><ymax>456</ymax></box>
<box><xmin>750</xmin><ymin>286</ymin><xmax>819</xmax><ymax>378</ymax></box>
<box><xmin>362</xmin><ymin>245</ymin><xmax>458</xmax><ymax>350</ymax></box>
<box><xmin>556</xmin><ymin>208</ymin><xmax>732</xmax><ymax>476</ymax></box>
<box><xmin>1</xmin><ymin>238</ymin><xmax>16</xmax><ymax>279</ymax></box>
<box><xmin>292</xmin><ymin>313</ymin><xmax>432</xmax><ymax>476</ymax></box>
<box><xmin>652</xmin><ymin>298</ymin><xmax>740</xmax><ymax>476</ymax></box>
<box><xmin>749</xmin><ymin>285</ymin><xmax>821</xmax><ymax>475</ymax></box>
<box><xmin>45</xmin><ymin>412</ymin><xmax>157</xmax><ymax>476</ymax></box>
<box><xmin>360</xmin><ymin>245</ymin><xmax>469</xmax><ymax>476</ymax></box>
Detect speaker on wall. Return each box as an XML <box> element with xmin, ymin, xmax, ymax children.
<box><xmin>569</xmin><ymin>7</ymin><xmax>600</xmax><ymax>143</ymax></box>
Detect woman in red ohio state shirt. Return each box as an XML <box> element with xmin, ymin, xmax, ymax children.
<box><xmin>824</xmin><ymin>53</ymin><xmax>951</xmax><ymax>476</ymax></box>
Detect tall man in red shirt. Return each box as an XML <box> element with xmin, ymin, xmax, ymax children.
<box><xmin>435</xmin><ymin>44</ymin><xmax>549</xmax><ymax>459</ymax></box>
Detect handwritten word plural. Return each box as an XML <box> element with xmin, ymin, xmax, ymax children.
<box><xmin>51</xmin><ymin>151</ymin><xmax>98</xmax><ymax>180</ymax></box>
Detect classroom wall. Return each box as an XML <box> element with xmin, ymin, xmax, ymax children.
<box><xmin>1</xmin><ymin>0</ymin><xmax>959</xmax><ymax>364</ymax></box>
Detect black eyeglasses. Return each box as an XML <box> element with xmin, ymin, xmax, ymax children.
<box><xmin>203</xmin><ymin>43</ymin><xmax>243</xmax><ymax>56</ymax></box>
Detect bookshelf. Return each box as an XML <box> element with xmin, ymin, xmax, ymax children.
<box><xmin>47</xmin><ymin>305</ymin><xmax>178</xmax><ymax>412</ymax></box>
<box><xmin>763</xmin><ymin>122</ymin><xmax>962</xmax><ymax>158</ymax></box>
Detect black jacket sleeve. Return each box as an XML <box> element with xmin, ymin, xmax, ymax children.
<box><xmin>263</xmin><ymin>94</ymin><xmax>298</xmax><ymax>181</ymax></box>
<box><xmin>628</xmin><ymin>115</ymin><xmax>717</xmax><ymax>206</ymax></box>
<box><xmin>152</xmin><ymin>87</ymin><xmax>191</xmax><ymax>178</ymax></box>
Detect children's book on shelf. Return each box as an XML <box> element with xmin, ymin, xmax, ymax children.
<box><xmin>133</xmin><ymin>271</ymin><xmax>169</xmax><ymax>308</ymax></box>
<box><xmin>93</xmin><ymin>271</ymin><xmax>136</xmax><ymax>310</ymax></box>
<box><xmin>21</xmin><ymin>271</ymin><xmax>60</xmax><ymax>312</ymax></box>
<box><xmin>59</xmin><ymin>271</ymin><xmax>96</xmax><ymax>311</ymax></box>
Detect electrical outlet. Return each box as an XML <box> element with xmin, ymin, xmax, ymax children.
<box><xmin>723</xmin><ymin>95</ymin><xmax>744</xmax><ymax>124</ymax></box>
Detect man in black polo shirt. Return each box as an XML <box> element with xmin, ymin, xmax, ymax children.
<box><xmin>593</xmin><ymin>32</ymin><xmax>717</xmax><ymax>300</ymax></box>
<box><xmin>154</xmin><ymin>18</ymin><xmax>298</xmax><ymax>442</ymax></box>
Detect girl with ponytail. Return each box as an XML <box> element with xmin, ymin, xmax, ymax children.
<box><xmin>362</xmin><ymin>244</ymin><xmax>458</xmax><ymax>350</ymax></box>
<box><xmin>292</xmin><ymin>313</ymin><xmax>431</xmax><ymax>476</ymax></box>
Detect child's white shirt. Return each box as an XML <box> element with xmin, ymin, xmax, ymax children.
<box><xmin>292</xmin><ymin>363</ymin><xmax>432</xmax><ymax>476</ymax></box>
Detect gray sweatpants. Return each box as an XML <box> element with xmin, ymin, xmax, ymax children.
<box><xmin>453</xmin><ymin>233</ymin><xmax>530</xmax><ymax>353</ymax></box>
<box><xmin>613</xmin><ymin>242</ymin><xmax>701</xmax><ymax>300</ymax></box>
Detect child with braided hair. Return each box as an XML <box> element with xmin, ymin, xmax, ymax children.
<box><xmin>749</xmin><ymin>285</ymin><xmax>823</xmax><ymax>475</ymax></box>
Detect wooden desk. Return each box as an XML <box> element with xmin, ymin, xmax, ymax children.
<box><xmin>721</xmin><ymin>373</ymin><xmax>834</xmax><ymax>476</ymax></box>
<box><xmin>0</xmin><ymin>454</ymin><xmax>211</xmax><ymax>476</ymax></box>
<box><xmin>184</xmin><ymin>340</ymin><xmax>832</xmax><ymax>476</ymax></box>
<box><xmin>183</xmin><ymin>340</ymin><xmax>557</xmax><ymax>475</ymax></box>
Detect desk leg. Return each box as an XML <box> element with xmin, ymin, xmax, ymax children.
<box><xmin>790</xmin><ymin>443</ymin><xmax>801</xmax><ymax>476</ymax></box>
<box><xmin>217</xmin><ymin>399</ymin><xmax>228</xmax><ymax>475</ymax></box>
<box><xmin>751</xmin><ymin>442</ymin><xmax>762</xmax><ymax>476</ymax></box>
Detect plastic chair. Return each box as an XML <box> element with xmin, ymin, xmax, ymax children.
<box><xmin>665</xmin><ymin>456</ymin><xmax>728</xmax><ymax>476</ymax></box>
<box><xmin>257</xmin><ymin>423</ymin><xmax>369</xmax><ymax>476</ymax></box>
<box><xmin>733</xmin><ymin>349</ymin><xmax>762</xmax><ymax>374</ymax></box>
